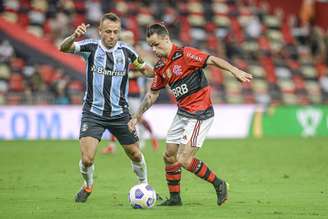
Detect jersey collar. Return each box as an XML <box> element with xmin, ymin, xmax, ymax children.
<box><xmin>167</xmin><ymin>44</ymin><xmax>178</xmax><ymax>60</ymax></box>
<box><xmin>99</xmin><ymin>40</ymin><xmax>119</xmax><ymax>52</ymax></box>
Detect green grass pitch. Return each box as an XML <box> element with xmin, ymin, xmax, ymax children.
<box><xmin>0</xmin><ymin>138</ymin><xmax>327</xmax><ymax>219</ymax></box>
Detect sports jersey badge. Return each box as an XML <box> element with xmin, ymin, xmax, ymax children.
<box><xmin>173</xmin><ymin>65</ymin><xmax>182</xmax><ymax>76</ymax></box>
<box><xmin>172</xmin><ymin>51</ymin><xmax>183</xmax><ymax>60</ymax></box>
<box><xmin>82</xmin><ymin>123</ymin><xmax>88</xmax><ymax>132</ymax></box>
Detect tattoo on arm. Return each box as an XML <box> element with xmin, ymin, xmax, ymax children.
<box><xmin>136</xmin><ymin>91</ymin><xmax>159</xmax><ymax>118</ymax></box>
<box><xmin>59</xmin><ymin>35</ymin><xmax>76</xmax><ymax>52</ymax></box>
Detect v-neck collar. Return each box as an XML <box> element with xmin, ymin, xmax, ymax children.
<box><xmin>99</xmin><ymin>40</ymin><xmax>119</xmax><ymax>52</ymax></box>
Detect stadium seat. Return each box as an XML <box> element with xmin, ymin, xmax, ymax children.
<box><xmin>9</xmin><ymin>73</ymin><xmax>25</xmax><ymax>92</ymax></box>
<box><xmin>0</xmin><ymin>0</ymin><xmax>327</xmax><ymax>105</ymax></box>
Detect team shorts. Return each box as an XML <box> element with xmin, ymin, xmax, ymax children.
<box><xmin>79</xmin><ymin>111</ymin><xmax>138</xmax><ymax>145</ymax></box>
<box><xmin>166</xmin><ymin>114</ymin><xmax>214</xmax><ymax>147</ymax></box>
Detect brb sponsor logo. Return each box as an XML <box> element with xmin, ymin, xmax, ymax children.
<box><xmin>172</xmin><ymin>84</ymin><xmax>188</xmax><ymax>98</ymax></box>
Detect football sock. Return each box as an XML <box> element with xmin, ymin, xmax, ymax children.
<box><xmin>187</xmin><ymin>158</ymin><xmax>222</xmax><ymax>187</ymax></box>
<box><xmin>165</xmin><ymin>163</ymin><xmax>182</xmax><ymax>198</ymax></box>
<box><xmin>79</xmin><ymin>160</ymin><xmax>94</xmax><ymax>188</ymax></box>
<box><xmin>131</xmin><ymin>153</ymin><xmax>148</xmax><ymax>184</ymax></box>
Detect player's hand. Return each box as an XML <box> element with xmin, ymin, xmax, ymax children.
<box><xmin>232</xmin><ymin>69</ymin><xmax>253</xmax><ymax>83</ymax></box>
<box><xmin>73</xmin><ymin>23</ymin><xmax>90</xmax><ymax>38</ymax></box>
<box><xmin>128</xmin><ymin>117</ymin><xmax>138</xmax><ymax>132</ymax></box>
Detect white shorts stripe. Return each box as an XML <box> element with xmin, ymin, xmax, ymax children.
<box><xmin>191</xmin><ymin>120</ymin><xmax>201</xmax><ymax>147</ymax></box>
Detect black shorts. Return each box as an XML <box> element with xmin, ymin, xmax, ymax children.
<box><xmin>79</xmin><ymin>111</ymin><xmax>138</xmax><ymax>145</ymax></box>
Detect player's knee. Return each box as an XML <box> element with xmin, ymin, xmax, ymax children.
<box><xmin>129</xmin><ymin>150</ymin><xmax>142</xmax><ymax>162</ymax></box>
<box><xmin>163</xmin><ymin>152</ymin><xmax>176</xmax><ymax>164</ymax></box>
<box><xmin>82</xmin><ymin>154</ymin><xmax>94</xmax><ymax>167</ymax></box>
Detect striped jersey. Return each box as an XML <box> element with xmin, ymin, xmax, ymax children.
<box><xmin>74</xmin><ymin>39</ymin><xmax>145</xmax><ymax>118</ymax></box>
<box><xmin>151</xmin><ymin>44</ymin><xmax>214</xmax><ymax>120</ymax></box>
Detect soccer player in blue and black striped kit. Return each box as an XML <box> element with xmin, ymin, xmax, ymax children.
<box><xmin>59</xmin><ymin>12</ymin><xmax>154</xmax><ymax>202</ymax></box>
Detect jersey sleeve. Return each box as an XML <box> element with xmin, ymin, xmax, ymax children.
<box><xmin>122</xmin><ymin>44</ymin><xmax>146</xmax><ymax>70</ymax></box>
<box><xmin>184</xmin><ymin>47</ymin><xmax>210</xmax><ymax>68</ymax></box>
<box><xmin>74</xmin><ymin>39</ymin><xmax>97</xmax><ymax>53</ymax></box>
<box><xmin>150</xmin><ymin>72</ymin><xmax>166</xmax><ymax>91</ymax></box>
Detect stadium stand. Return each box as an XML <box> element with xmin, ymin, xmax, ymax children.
<box><xmin>0</xmin><ymin>0</ymin><xmax>327</xmax><ymax>105</ymax></box>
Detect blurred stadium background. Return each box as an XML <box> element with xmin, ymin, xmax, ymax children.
<box><xmin>0</xmin><ymin>0</ymin><xmax>328</xmax><ymax>218</ymax></box>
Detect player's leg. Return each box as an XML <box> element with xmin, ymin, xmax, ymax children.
<box><xmin>75</xmin><ymin>114</ymin><xmax>104</xmax><ymax>203</ymax></box>
<box><xmin>79</xmin><ymin>136</ymin><xmax>99</xmax><ymax>188</ymax></box>
<box><xmin>177</xmin><ymin>118</ymin><xmax>228</xmax><ymax>206</ymax></box>
<box><xmin>158</xmin><ymin>142</ymin><xmax>183</xmax><ymax>206</ymax></box>
<box><xmin>158</xmin><ymin>114</ymin><xmax>185</xmax><ymax>206</ymax></box>
<box><xmin>109</xmin><ymin>117</ymin><xmax>148</xmax><ymax>184</ymax></box>
<box><xmin>122</xmin><ymin>142</ymin><xmax>148</xmax><ymax>184</ymax></box>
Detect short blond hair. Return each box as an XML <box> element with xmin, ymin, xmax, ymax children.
<box><xmin>100</xmin><ymin>12</ymin><xmax>121</xmax><ymax>26</ymax></box>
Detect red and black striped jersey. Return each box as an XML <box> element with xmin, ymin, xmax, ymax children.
<box><xmin>151</xmin><ymin>44</ymin><xmax>214</xmax><ymax>120</ymax></box>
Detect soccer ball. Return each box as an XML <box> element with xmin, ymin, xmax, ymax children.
<box><xmin>128</xmin><ymin>183</ymin><xmax>156</xmax><ymax>209</ymax></box>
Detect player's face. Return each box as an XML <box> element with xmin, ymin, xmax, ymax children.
<box><xmin>146</xmin><ymin>34</ymin><xmax>170</xmax><ymax>58</ymax></box>
<box><xmin>99</xmin><ymin>19</ymin><xmax>121</xmax><ymax>49</ymax></box>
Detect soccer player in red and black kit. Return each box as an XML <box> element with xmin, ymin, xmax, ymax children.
<box><xmin>128</xmin><ymin>23</ymin><xmax>252</xmax><ymax>206</ymax></box>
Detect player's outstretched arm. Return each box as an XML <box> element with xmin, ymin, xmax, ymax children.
<box><xmin>128</xmin><ymin>89</ymin><xmax>160</xmax><ymax>132</ymax></box>
<box><xmin>206</xmin><ymin>56</ymin><xmax>253</xmax><ymax>83</ymax></box>
<box><xmin>59</xmin><ymin>23</ymin><xmax>90</xmax><ymax>53</ymax></box>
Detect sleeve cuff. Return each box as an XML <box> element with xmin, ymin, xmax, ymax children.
<box><xmin>73</xmin><ymin>42</ymin><xmax>80</xmax><ymax>53</ymax></box>
<box><xmin>202</xmin><ymin>55</ymin><xmax>210</xmax><ymax>68</ymax></box>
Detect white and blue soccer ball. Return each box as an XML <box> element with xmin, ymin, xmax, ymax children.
<box><xmin>128</xmin><ymin>183</ymin><xmax>156</xmax><ymax>209</ymax></box>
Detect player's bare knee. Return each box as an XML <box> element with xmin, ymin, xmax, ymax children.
<box><xmin>163</xmin><ymin>152</ymin><xmax>176</xmax><ymax>164</ymax></box>
<box><xmin>81</xmin><ymin>153</ymin><xmax>94</xmax><ymax>167</ymax></box>
<box><xmin>129</xmin><ymin>150</ymin><xmax>142</xmax><ymax>162</ymax></box>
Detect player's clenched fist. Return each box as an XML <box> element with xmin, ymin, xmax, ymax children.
<box><xmin>73</xmin><ymin>23</ymin><xmax>90</xmax><ymax>38</ymax></box>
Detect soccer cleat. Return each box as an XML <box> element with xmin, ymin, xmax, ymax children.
<box><xmin>156</xmin><ymin>193</ymin><xmax>163</xmax><ymax>201</ymax></box>
<box><xmin>75</xmin><ymin>186</ymin><xmax>92</xmax><ymax>203</ymax></box>
<box><xmin>215</xmin><ymin>181</ymin><xmax>228</xmax><ymax>206</ymax></box>
<box><xmin>158</xmin><ymin>196</ymin><xmax>182</xmax><ymax>206</ymax></box>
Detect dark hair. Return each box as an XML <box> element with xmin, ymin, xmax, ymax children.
<box><xmin>146</xmin><ymin>23</ymin><xmax>169</xmax><ymax>38</ymax></box>
<box><xmin>100</xmin><ymin>12</ymin><xmax>121</xmax><ymax>25</ymax></box>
